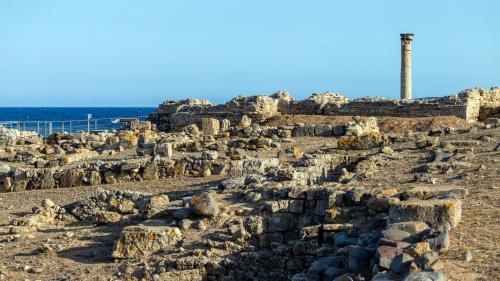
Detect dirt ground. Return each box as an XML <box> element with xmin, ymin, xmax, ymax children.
<box><xmin>0</xmin><ymin>126</ymin><xmax>498</xmax><ymax>281</ymax></box>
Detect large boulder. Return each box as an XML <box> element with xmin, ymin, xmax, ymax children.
<box><xmin>190</xmin><ymin>192</ymin><xmax>219</xmax><ymax>217</ymax></box>
<box><xmin>112</xmin><ymin>224</ymin><xmax>182</xmax><ymax>258</ymax></box>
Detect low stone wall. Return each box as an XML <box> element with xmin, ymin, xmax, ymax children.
<box><xmin>0</xmin><ymin>156</ymin><xmax>226</xmax><ymax>192</ymax></box>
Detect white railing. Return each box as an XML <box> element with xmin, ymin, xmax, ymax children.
<box><xmin>0</xmin><ymin>115</ymin><xmax>149</xmax><ymax>136</ymax></box>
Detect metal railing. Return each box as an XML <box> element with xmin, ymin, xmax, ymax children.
<box><xmin>0</xmin><ymin>115</ymin><xmax>149</xmax><ymax>136</ymax></box>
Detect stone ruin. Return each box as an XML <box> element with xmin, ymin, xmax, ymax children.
<box><xmin>148</xmin><ymin>87</ymin><xmax>500</xmax><ymax>132</ymax></box>
<box><xmin>0</xmin><ymin>87</ymin><xmax>499</xmax><ymax>281</ymax></box>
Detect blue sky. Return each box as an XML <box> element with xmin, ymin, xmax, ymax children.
<box><xmin>0</xmin><ymin>1</ymin><xmax>498</xmax><ymax>106</ymax></box>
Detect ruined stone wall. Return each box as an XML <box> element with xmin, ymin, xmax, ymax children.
<box><xmin>149</xmin><ymin>88</ymin><xmax>499</xmax><ymax>132</ymax></box>
<box><xmin>0</xmin><ymin>156</ymin><xmax>226</xmax><ymax>192</ymax></box>
<box><xmin>148</xmin><ymin>95</ymin><xmax>280</xmax><ymax>131</ymax></box>
<box><xmin>479</xmin><ymin>87</ymin><xmax>500</xmax><ymax>120</ymax></box>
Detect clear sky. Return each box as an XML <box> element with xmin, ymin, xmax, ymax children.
<box><xmin>0</xmin><ymin>1</ymin><xmax>498</xmax><ymax>106</ymax></box>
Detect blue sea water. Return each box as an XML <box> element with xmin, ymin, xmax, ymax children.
<box><xmin>0</xmin><ymin>107</ymin><xmax>155</xmax><ymax>122</ymax></box>
<box><xmin>0</xmin><ymin>107</ymin><xmax>156</xmax><ymax>135</ymax></box>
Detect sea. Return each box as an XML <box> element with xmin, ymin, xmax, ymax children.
<box><xmin>0</xmin><ymin>107</ymin><xmax>156</xmax><ymax>135</ymax></box>
<box><xmin>0</xmin><ymin>107</ymin><xmax>155</xmax><ymax>122</ymax></box>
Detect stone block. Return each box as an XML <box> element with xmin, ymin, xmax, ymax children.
<box><xmin>389</xmin><ymin>199</ymin><xmax>462</xmax><ymax>228</ymax></box>
<box><xmin>112</xmin><ymin>224</ymin><xmax>182</xmax><ymax>258</ymax></box>
<box><xmin>267</xmin><ymin>213</ymin><xmax>296</xmax><ymax>232</ymax></box>
<box><xmin>289</xmin><ymin>199</ymin><xmax>304</xmax><ymax>214</ymax></box>
<box><xmin>154</xmin><ymin>142</ymin><xmax>173</xmax><ymax>158</ymax></box>
<box><xmin>401</xmin><ymin>185</ymin><xmax>468</xmax><ymax>200</ymax></box>
<box><xmin>387</xmin><ymin>221</ymin><xmax>430</xmax><ymax>235</ymax></box>
<box><xmin>201</xmin><ymin>118</ymin><xmax>220</xmax><ymax>136</ymax></box>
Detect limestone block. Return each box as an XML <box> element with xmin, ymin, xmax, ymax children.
<box><xmin>112</xmin><ymin>224</ymin><xmax>182</xmax><ymax>258</ymax></box>
<box><xmin>220</xmin><ymin>119</ymin><xmax>231</xmax><ymax>131</ymax></box>
<box><xmin>97</xmin><ymin>211</ymin><xmax>122</xmax><ymax>224</ymax></box>
<box><xmin>201</xmin><ymin>118</ymin><xmax>220</xmax><ymax>136</ymax></box>
<box><xmin>154</xmin><ymin>142</ymin><xmax>173</xmax><ymax>158</ymax></box>
<box><xmin>387</xmin><ymin>221</ymin><xmax>430</xmax><ymax>235</ymax></box>
<box><xmin>345</xmin><ymin>117</ymin><xmax>379</xmax><ymax>137</ymax></box>
<box><xmin>389</xmin><ymin>199</ymin><xmax>462</xmax><ymax>228</ymax></box>
<box><xmin>228</xmin><ymin>157</ymin><xmax>279</xmax><ymax>177</ymax></box>
<box><xmin>401</xmin><ymin>185</ymin><xmax>468</xmax><ymax>200</ymax></box>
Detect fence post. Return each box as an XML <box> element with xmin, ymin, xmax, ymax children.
<box><xmin>69</xmin><ymin>122</ymin><xmax>72</xmax><ymax>134</ymax></box>
<box><xmin>48</xmin><ymin>122</ymin><xmax>53</xmax><ymax>135</ymax></box>
<box><xmin>37</xmin><ymin>122</ymin><xmax>40</xmax><ymax>134</ymax></box>
<box><xmin>87</xmin><ymin>114</ymin><xmax>92</xmax><ymax>133</ymax></box>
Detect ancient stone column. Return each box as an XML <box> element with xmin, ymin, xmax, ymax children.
<box><xmin>400</xmin><ymin>33</ymin><xmax>413</xmax><ymax>100</ymax></box>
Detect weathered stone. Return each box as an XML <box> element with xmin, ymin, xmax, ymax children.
<box><xmin>390</xmin><ymin>253</ymin><xmax>414</xmax><ymax>273</ymax></box>
<box><xmin>402</xmin><ymin>271</ymin><xmax>445</xmax><ymax>281</ymax></box>
<box><xmin>220</xmin><ymin>119</ymin><xmax>231</xmax><ymax>131</ymax></box>
<box><xmin>142</xmin><ymin>161</ymin><xmax>159</xmax><ymax>180</ymax></box>
<box><xmin>109</xmin><ymin>198</ymin><xmax>136</xmax><ymax>214</ymax></box>
<box><xmin>88</xmin><ymin>170</ymin><xmax>101</xmax><ymax>186</ymax></box>
<box><xmin>308</xmin><ymin>256</ymin><xmax>345</xmax><ymax>275</ymax></box>
<box><xmin>41</xmin><ymin>198</ymin><xmax>55</xmax><ymax>209</ymax></box>
<box><xmin>414</xmin><ymin>251</ymin><xmax>439</xmax><ymax>269</ymax></box>
<box><xmin>367</xmin><ymin>195</ymin><xmax>399</xmax><ymax>212</ymax></box>
<box><xmin>405</xmin><ymin>242</ymin><xmax>431</xmax><ymax>257</ymax></box>
<box><xmin>143</xmin><ymin>194</ymin><xmax>170</xmax><ymax>218</ymax></box>
<box><xmin>426</xmin><ymin>232</ymin><xmax>450</xmax><ymax>252</ymax></box>
<box><xmin>267</xmin><ymin>213</ymin><xmax>296</xmax><ymax>232</ymax></box>
<box><xmin>345</xmin><ymin>117</ymin><xmax>379</xmax><ymax>137</ymax></box>
<box><xmin>181</xmin><ymin>124</ymin><xmax>200</xmax><ymax>135</ymax></box>
<box><xmin>338</xmin><ymin>133</ymin><xmax>382</xmax><ymax>150</ymax></box>
<box><xmin>387</xmin><ymin>221</ymin><xmax>430</xmax><ymax>235</ymax></box>
<box><xmin>389</xmin><ymin>199</ymin><xmax>462</xmax><ymax>228</ymax></box>
<box><xmin>401</xmin><ymin>185</ymin><xmax>468</xmax><ymax>200</ymax></box>
<box><xmin>382</xmin><ymin>229</ymin><xmax>412</xmax><ymax>242</ymax></box>
<box><xmin>112</xmin><ymin>224</ymin><xmax>182</xmax><ymax>258</ymax></box>
<box><xmin>347</xmin><ymin>246</ymin><xmax>373</xmax><ymax>273</ymax></box>
<box><xmin>41</xmin><ymin>169</ymin><xmax>55</xmax><ymax>189</ymax></box>
<box><xmin>238</xmin><ymin>115</ymin><xmax>252</xmax><ymax>129</ymax></box>
<box><xmin>228</xmin><ymin>158</ymin><xmax>280</xmax><ymax>177</ymax></box>
<box><xmin>201</xmin><ymin>118</ymin><xmax>220</xmax><ymax>136</ymax></box>
<box><xmin>155</xmin><ymin>142</ymin><xmax>173</xmax><ymax>158</ymax></box>
<box><xmin>377</xmin><ymin>246</ymin><xmax>404</xmax><ymax>269</ymax></box>
<box><xmin>97</xmin><ymin>211</ymin><xmax>122</xmax><ymax>224</ymax></box>
<box><xmin>190</xmin><ymin>192</ymin><xmax>219</xmax><ymax>217</ymax></box>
